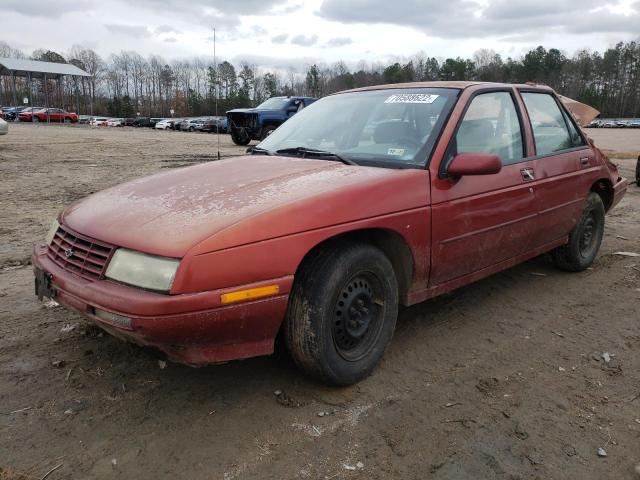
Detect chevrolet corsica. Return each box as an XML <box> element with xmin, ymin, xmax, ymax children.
<box><xmin>33</xmin><ymin>82</ymin><xmax>627</xmax><ymax>385</ymax></box>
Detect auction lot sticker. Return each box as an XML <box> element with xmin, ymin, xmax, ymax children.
<box><xmin>384</xmin><ymin>93</ymin><xmax>439</xmax><ymax>104</ymax></box>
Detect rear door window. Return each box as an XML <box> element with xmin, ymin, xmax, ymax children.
<box><xmin>521</xmin><ymin>93</ymin><xmax>576</xmax><ymax>155</ymax></box>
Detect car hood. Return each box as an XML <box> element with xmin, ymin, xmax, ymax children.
<box><xmin>227</xmin><ymin>108</ymin><xmax>279</xmax><ymax>115</ymax></box>
<box><xmin>62</xmin><ymin>156</ymin><xmax>429</xmax><ymax>258</ymax></box>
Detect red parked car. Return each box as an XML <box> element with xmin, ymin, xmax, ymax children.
<box><xmin>33</xmin><ymin>82</ymin><xmax>627</xmax><ymax>385</ymax></box>
<box><xmin>19</xmin><ymin>108</ymin><xmax>79</xmax><ymax>123</ymax></box>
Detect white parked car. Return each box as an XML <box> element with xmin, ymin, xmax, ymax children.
<box><xmin>89</xmin><ymin>117</ymin><xmax>109</xmax><ymax>127</ymax></box>
<box><xmin>0</xmin><ymin>117</ymin><xmax>8</xmax><ymax>135</ymax></box>
<box><xmin>90</xmin><ymin>117</ymin><xmax>109</xmax><ymax>127</ymax></box>
<box><xmin>107</xmin><ymin>118</ymin><xmax>123</xmax><ymax>127</ymax></box>
<box><xmin>155</xmin><ymin>119</ymin><xmax>172</xmax><ymax>130</ymax></box>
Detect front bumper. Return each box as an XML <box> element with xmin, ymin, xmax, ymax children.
<box><xmin>32</xmin><ymin>244</ymin><xmax>291</xmax><ymax>365</ymax></box>
<box><xmin>611</xmin><ymin>176</ymin><xmax>628</xmax><ymax>210</ymax></box>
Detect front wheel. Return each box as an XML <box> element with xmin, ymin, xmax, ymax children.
<box><xmin>230</xmin><ymin>128</ymin><xmax>251</xmax><ymax>145</ymax></box>
<box><xmin>551</xmin><ymin>192</ymin><xmax>605</xmax><ymax>272</ymax></box>
<box><xmin>284</xmin><ymin>242</ymin><xmax>398</xmax><ymax>386</ymax></box>
<box><xmin>64</xmin><ymin>117</ymin><xmax>71</xmax><ymax>123</ymax></box>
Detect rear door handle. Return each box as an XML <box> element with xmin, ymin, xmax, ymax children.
<box><xmin>580</xmin><ymin>157</ymin><xmax>590</xmax><ymax>168</ymax></box>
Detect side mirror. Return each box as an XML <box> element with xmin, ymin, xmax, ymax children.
<box><xmin>448</xmin><ymin>153</ymin><xmax>502</xmax><ymax>177</ymax></box>
<box><xmin>286</xmin><ymin>106</ymin><xmax>298</xmax><ymax>113</ymax></box>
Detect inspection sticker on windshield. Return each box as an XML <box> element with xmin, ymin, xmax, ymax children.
<box><xmin>384</xmin><ymin>93</ymin><xmax>439</xmax><ymax>104</ymax></box>
<box><xmin>387</xmin><ymin>148</ymin><xmax>405</xmax><ymax>156</ymax></box>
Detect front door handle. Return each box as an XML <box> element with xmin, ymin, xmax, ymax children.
<box><xmin>521</xmin><ymin>168</ymin><xmax>535</xmax><ymax>182</ymax></box>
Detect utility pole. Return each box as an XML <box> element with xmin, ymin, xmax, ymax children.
<box><xmin>214</xmin><ymin>27</ymin><xmax>220</xmax><ymax>161</ymax></box>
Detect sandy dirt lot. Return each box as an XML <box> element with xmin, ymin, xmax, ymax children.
<box><xmin>1</xmin><ymin>124</ymin><xmax>639</xmax><ymax>480</ymax></box>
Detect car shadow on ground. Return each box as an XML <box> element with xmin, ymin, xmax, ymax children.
<box><xmin>60</xmin><ymin>253</ymin><xmax>559</xmax><ymax>411</ymax></box>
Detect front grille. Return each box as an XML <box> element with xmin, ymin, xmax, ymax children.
<box><xmin>47</xmin><ymin>225</ymin><xmax>115</xmax><ymax>281</ymax></box>
<box><xmin>228</xmin><ymin>112</ymin><xmax>258</xmax><ymax>129</ymax></box>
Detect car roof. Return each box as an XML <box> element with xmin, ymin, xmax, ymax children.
<box><xmin>336</xmin><ymin>81</ymin><xmax>555</xmax><ymax>95</ymax></box>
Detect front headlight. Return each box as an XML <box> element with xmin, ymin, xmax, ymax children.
<box><xmin>45</xmin><ymin>219</ymin><xmax>60</xmax><ymax>245</ymax></box>
<box><xmin>105</xmin><ymin>249</ymin><xmax>180</xmax><ymax>292</ymax></box>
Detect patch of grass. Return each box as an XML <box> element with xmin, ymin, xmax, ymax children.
<box><xmin>601</xmin><ymin>150</ymin><xmax>640</xmax><ymax>159</ymax></box>
<box><xmin>0</xmin><ymin>469</ymin><xmax>33</xmax><ymax>480</ymax></box>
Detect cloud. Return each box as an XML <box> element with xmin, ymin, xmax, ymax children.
<box><xmin>251</xmin><ymin>25</ymin><xmax>268</xmax><ymax>36</ymax></box>
<box><xmin>271</xmin><ymin>2</ymin><xmax>304</xmax><ymax>14</ymax></box>
<box><xmin>2</xmin><ymin>0</ymin><xmax>91</xmax><ymax>18</ymax></box>
<box><xmin>136</xmin><ymin>0</ymin><xmax>287</xmax><ymax>15</ymax></box>
<box><xmin>105</xmin><ymin>24</ymin><xmax>152</xmax><ymax>38</ymax></box>
<box><xmin>326</xmin><ymin>37</ymin><xmax>353</xmax><ymax>47</ymax></box>
<box><xmin>271</xmin><ymin>34</ymin><xmax>289</xmax><ymax>44</ymax></box>
<box><xmin>155</xmin><ymin>25</ymin><xmax>182</xmax><ymax>35</ymax></box>
<box><xmin>317</xmin><ymin>0</ymin><xmax>640</xmax><ymax>38</ymax></box>
<box><xmin>163</xmin><ymin>37</ymin><xmax>177</xmax><ymax>43</ymax></box>
<box><xmin>291</xmin><ymin>34</ymin><xmax>319</xmax><ymax>46</ymax></box>
<box><xmin>231</xmin><ymin>54</ymin><xmax>321</xmax><ymax>72</ymax></box>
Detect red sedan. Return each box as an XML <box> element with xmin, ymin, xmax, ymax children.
<box><xmin>32</xmin><ymin>82</ymin><xmax>627</xmax><ymax>385</ymax></box>
<box><xmin>19</xmin><ymin>108</ymin><xmax>78</xmax><ymax>123</ymax></box>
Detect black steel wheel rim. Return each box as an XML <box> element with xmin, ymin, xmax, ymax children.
<box><xmin>332</xmin><ymin>272</ymin><xmax>385</xmax><ymax>362</ymax></box>
<box><xmin>579</xmin><ymin>211</ymin><xmax>598</xmax><ymax>257</ymax></box>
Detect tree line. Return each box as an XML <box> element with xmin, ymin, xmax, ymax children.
<box><xmin>0</xmin><ymin>40</ymin><xmax>638</xmax><ymax>118</ymax></box>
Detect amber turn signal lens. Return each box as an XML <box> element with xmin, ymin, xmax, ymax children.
<box><xmin>220</xmin><ymin>285</ymin><xmax>279</xmax><ymax>304</ymax></box>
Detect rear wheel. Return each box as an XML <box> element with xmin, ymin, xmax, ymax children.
<box><xmin>551</xmin><ymin>192</ymin><xmax>605</xmax><ymax>272</ymax></box>
<box><xmin>260</xmin><ymin>125</ymin><xmax>276</xmax><ymax>140</ymax></box>
<box><xmin>284</xmin><ymin>242</ymin><xmax>398</xmax><ymax>386</ymax></box>
<box><xmin>231</xmin><ymin>128</ymin><xmax>251</xmax><ymax>145</ymax></box>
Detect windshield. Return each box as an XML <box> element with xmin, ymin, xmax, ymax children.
<box><xmin>258</xmin><ymin>88</ymin><xmax>459</xmax><ymax>168</ymax></box>
<box><xmin>256</xmin><ymin>97</ymin><xmax>290</xmax><ymax>110</ymax></box>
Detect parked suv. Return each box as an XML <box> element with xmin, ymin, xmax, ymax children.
<box><xmin>179</xmin><ymin>118</ymin><xmax>206</xmax><ymax>132</ymax></box>
<box><xmin>201</xmin><ymin>116</ymin><xmax>228</xmax><ymax>133</ymax></box>
<box><xmin>33</xmin><ymin>82</ymin><xmax>626</xmax><ymax>385</ymax></box>
<box><xmin>227</xmin><ymin>96</ymin><xmax>316</xmax><ymax>145</ymax></box>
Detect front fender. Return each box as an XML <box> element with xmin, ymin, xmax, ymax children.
<box><xmin>170</xmin><ymin>169</ymin><xmax>432</xmax><ymax>294</ymax></box>
<box><xmin>171</xmin><ymin>208</ymin><xmax>431</xmax><ymax>296</ymax></box>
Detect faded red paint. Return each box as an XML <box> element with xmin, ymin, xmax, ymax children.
<box><xmin>32</xmin><ymin>82</ymin><xmax>628</xmax><ymax>365</ymax></box>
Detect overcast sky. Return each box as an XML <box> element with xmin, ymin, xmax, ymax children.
<box><xmin>2</xmin><ymin>0</ymin><xmax>639</xmax><ymax>70</ymax></box>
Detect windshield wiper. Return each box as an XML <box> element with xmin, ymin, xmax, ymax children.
<box><xmin>275</xmin><ymin>147</ymin><xmax>358</xmax><ymax>166</ymax></box>
<box><xmin>246</xmin><ymin>146</ymin><xmax>273</xmax><ymax>156</ymax></box>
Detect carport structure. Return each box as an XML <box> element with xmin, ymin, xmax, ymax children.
<box><xmin>0</xmin><ymin>57</ymin><xmax>91</xmax><ymax>120</ymax></box>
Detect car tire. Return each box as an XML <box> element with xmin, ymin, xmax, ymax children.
<box><xmin>189</xmin><ymin>127</ymin><xmax>195</xmax><ymax>132</ymax></box>
<box><xmin>551</xmin><ymin>192</ymin><xmax>605</xmax><ymax>272</ymax></box>
<box><xmin>260</xmin><ymin>126</ymin><xmax>276</xmax><ymax>140</ymax></box>
<box><xmin>231</xmin><ymin>128</ymin><xmax>251</xmax><ymax>145</ymax></box>
<box><xmin>64</xmin><ymin>117</ymin><xmax>71</xmax><ymax>123</ymax></box>
<box><xmin>284</xmin><ymin>241</ymin><xmax>399</xmax><ymax>386</ymax></box>
<box><xmin>32</xmin><ymin>116</ymin><xmax>39</xmax><ymax>123</ymax></box>
<box><xmin>635</xmin><ymin>156</ymin><xmax>639</xmax><ymax>186</ymax></box>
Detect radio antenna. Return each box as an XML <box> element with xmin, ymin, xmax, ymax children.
<box><xmin>213</xmin><ymin>27</ymin><xmax>221</xmax><ymax>161</ymax></box>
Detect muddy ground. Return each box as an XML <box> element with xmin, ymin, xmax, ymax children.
<box><xmin>1</xmin><ymin>124</ymin><xmax>639</xmax><ymax>480</ymax></box>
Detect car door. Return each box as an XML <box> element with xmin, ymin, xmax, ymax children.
<box><xmin>429</xmin><ymin>89</ymin><xmax>538</xmax><ymax>286</ymax></box>
<box><xmin>519</xmin><ymin>91</ymin><xmax>592</xmax><ymax>247</ymax></box>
